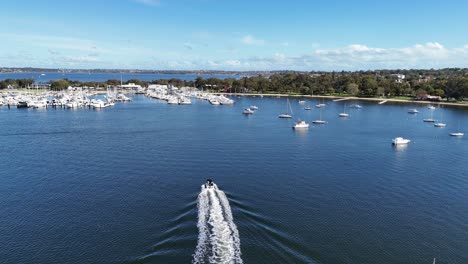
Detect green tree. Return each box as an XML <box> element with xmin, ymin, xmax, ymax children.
<box><xmin>50</xmin><ymin>79</ymin><xmax>70</xmax><ymax>90</ymax></box>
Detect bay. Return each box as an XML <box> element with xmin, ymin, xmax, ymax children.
<box><xmin>0</xmin><ymin>96</ymin><xmax>467</xmax><ymax>264</ymax></box>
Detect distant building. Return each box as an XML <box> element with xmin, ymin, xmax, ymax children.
<box><xmin>415</xmin><ymin>93</ymin><xmax>441</xmax><ymax>101</ymax></box>
<box><xmin>390</xmin><ymin>74</ymin><xmax>406</xmax><ymax>83</ymax></box>
<box><xmin>119</xmin><ymin>83</ymin><xmax>143</xmax><ymax>90</ymax></box>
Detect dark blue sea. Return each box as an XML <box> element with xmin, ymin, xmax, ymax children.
<box><xmin>0</xmin><ymin>72</ymin><xmax>239</xmax><ymax>82</ymax></box>
<box><xmin>1</xmin><ymin>96</ymin><xmax>467</xmax><ymax>264</ymax></box>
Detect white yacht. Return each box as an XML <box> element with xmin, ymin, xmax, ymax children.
<box><xmin>434</xmin><ymin>123</ymin><xmax>446</xmax><ymax>127</ymax></box>
<box><xmin>178</xmin><ymin>97</ymin><xmax>192</xmax><ymax>105</ymax></box>
<box><xmin>408</xmin><ymin>109</ymin><xmax>419</xmax><ymax>114</ymax></box>
<box><xmin>423</xmin><ymin>118</ymin><xmax>436</xmax><ymax>122</ymax></box>
<box><xmin>243</xmin><ymin>108</ymin><xmax>254</xmax><ymax>114</ymax></box>
<box><xmin>250</xmin><ymin>105</ymin><xmax>258</xmax><ymax>110</ymax></box>
<box><xmin>428</xmin><ymin>105</ymin><xmax>436</xmax><ymax>110</ymax></box>
<box><xmin>209</xmin><ymin>98</ymin><xmax>220</xmax><ymax>105</ymax></box>
<box><xmin>449</xmin><ymin>132</ymin><xmax>464</xmax><ymax>137</ymax></box>
<box><xmin>392</xmin><ymin>137</ymin><xmax>411</xmax><ymax>145</ymax></box>
<box><xmin>304</xmin><ymin>106</ymin><xmax>311</xmax><ymax>110</ymax></box>
<box><xmin>167</xmin><ymin>97</ymin><xmax>178</xmax><ymax>104</ymax></box>
<box><xmin>293</xmin><ymin>120</ymin><xmax>309</xmax><ymax>129</ymax></box>
<box><xmin>298</xmin><ymin>100</ymin><xmax>306</xmax><ymax>104</ymax></box>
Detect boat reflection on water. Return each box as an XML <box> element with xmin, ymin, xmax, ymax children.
<box><xmin>392</xmin><ymin>143</ymin><xmax>409</xmax><ymax>151</ymax></box>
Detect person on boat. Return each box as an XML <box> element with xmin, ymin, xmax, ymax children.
<box><xmin>205</xmin><ymin>179</ymin><xmax>214</xmax><ymax>188</ymax></box>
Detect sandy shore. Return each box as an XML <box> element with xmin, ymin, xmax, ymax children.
<box><xmin>214</xmin><ymin>93</ymin><xmax>468</xmax><ymax>108</ymax></box>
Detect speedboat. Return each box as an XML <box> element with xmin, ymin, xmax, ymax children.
<box><xmin>278</xmin><ymin>113</ymin><xmax>292</xmax><ymax>118</ymax></box>
<box><xmin>428</xmin><ymin>105</ymin><xmax>436</xmax><ymax>110</ymax></box>
<box><xmin>449</xmin><ymin>132</ymin><xmax>464</xmax><ymax>137</ymax></box>
<box><xmin>423</xmin><ymin>118</ymin><xmax>436</xmax><ymax>122</ymax></box>
<box><xmin>434</xmin><ymin>123</ymin><xmax>446</xmax><ymax>127</ymax></box>
<box><xmin>298</xmin><ymin>100</ymin><xmax>306</xmax><ymax>104</ymax></box>
<box><xmin>293</xmin><ymin>120</ymin><xmax>309</xmax><ymax>129</ymax></box>
<box><xmin>204</xmin><ymin>179</ymin><xmax>214</xmax><ymax>189</ymax></box>
<box><xmin>250</xmin><ymin>105</ymin><xmax>258</xmax><ymax>110</ymax></box>
<box><xmin>315</xmin><ymin>103</ymin><xmax>326</xmax><ymax>108</ymax></box>
<box><xmin>392</xmin><ymin>137</ymin><xmax>410</xmax><ymax>145</ymax></box>
<box><xmin>408</xmin><ymin>109</ymin><xmax>419</xmax><ymax>114</ymax></box>
<box><xmin>304</xmin><ymin>106</ymin><xmax>311</xmax><ymax>110</ymax></box>
<box><xmin>339</xmin><ymin>113</ymin><xmax>349</xmax><ymax>117</ymax></box>
<box><xmin>243</xmin><ymin>108</ymin><xmax>254</xmax><ymax>114</ymax></box>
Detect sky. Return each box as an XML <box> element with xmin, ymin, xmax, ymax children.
<box><xmin>1</xmin><ymin>0</ymin><xmax>468</xmax><ymax>71</ymax></box>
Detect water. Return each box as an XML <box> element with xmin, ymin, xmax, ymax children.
<box><xmin>0</xmin><ymin>96</ymin><xmax>467</xmax><ymax>264</ymax></box>
<box><xmin>0</xmin><ymin>72</ymin><xmax>239</xmax><ymax>82</ymax></box>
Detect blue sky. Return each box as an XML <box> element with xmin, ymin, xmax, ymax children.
<box><xmin>1</xmin><ymin>0</ymin><xmax>468</xmax><ymax>70</ymax></box>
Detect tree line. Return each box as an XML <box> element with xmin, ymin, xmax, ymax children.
<box><xmin>1</xmin><ymin>69</ymin><xmax>468</xmax><ymax>100</ymax></box>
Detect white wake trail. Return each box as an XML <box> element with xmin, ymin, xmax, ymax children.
<box><xmin>192</xmin><ymin>184</ymin><xmax>243</xmax><ymax>264</ymax></box>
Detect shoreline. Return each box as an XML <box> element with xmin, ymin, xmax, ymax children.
<box><xmin>214</xmin><ymin>93</ymin><xmax>468</xmax><ymax>108</ymax></box>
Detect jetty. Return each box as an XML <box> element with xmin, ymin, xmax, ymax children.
<box><xmin>333</xmin><ymin>98</ymin><xmax>350</xmax><ymax>102</ymax></box>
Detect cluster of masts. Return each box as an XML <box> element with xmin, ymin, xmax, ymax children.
<box><xmin>0</xmin><ymin>89</ymin><xmax>132</xmax><ymax>109</ymax></box>
<box><xmin>243</xmin><ymin>99</ymin><xmax>362</xmax><ymax>129</ymax></box>
<box><xmin>407</xmin><ymin>105</ymin><xmax>464</xmax><ymax>136</ymax></box>
<box><xmin>145</xmin><ymin>84</ymin><xmax>234</xmax><ymax>105</ymax></box>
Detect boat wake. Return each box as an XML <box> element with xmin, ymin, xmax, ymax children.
<box><xmin>192</xmin><ymin>182</ymin><xmax>242</xmax><ymax>264</ymax></box>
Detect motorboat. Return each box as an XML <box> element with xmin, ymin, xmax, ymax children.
<box><xmin>423</xmin><ymin>118</ymin><xmax>436</xmax><ymax>122</ymax></box>
<box><xmin>204</xmin><ymin>179</ymin><xmax>214</xmax><ymax>189</ymax></box>
<box><xmin>250</xmin><ymin>105</ymin><xmax>258</xmax><ymax>110</ymax></box>
<box><xmin>434</xmin><ymin>123</ymin><xmax>446</xmax><ymax>127</ymax></box>
<box><xmin>339</xmin><ymin>113</ymin><xmax>349</xmax><ymax>117</ymax></box>
<box><xmin>408</xmin><ymin>109</ymin><xmax>419</xmax><ymax>114</ymax></box>
<box><xmin>449</xmin><ymin>132</ymin><xmax>464</xmax><ymax>137</ymax></box>
<box><xmin>428</xmin><ymin>105</ymin><xmax>436</xmax><ymax>110</ymax></box>
<box><xmin>243</xmin><ymin>108</ymin><xmax>254</xmax><ymax>114</ymax></box>
<box><xmin>304</xmin><ymin>106</ymin><xmax>311</xmax><ymax>110</ymax></box>
<box><xmin>293</xmin><ymin>120</ymin><xmax>309</xmax><ymax>129</ymax></box>
<box><xmin>392</xmin><ymin>137</ymin><xmax>411</xmax><ymax>145</ymax></box>
<box><xmin>298</xmin><ymin>100</ymin><xmax>306</xmax><ymax>104</ymax></box>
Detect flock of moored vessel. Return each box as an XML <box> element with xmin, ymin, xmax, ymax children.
<box><xmin>145</xmin><ymin>84</ymin><xmax>234</xmax><ymax>105</ymax></box>
<box><xmin>1</xmin><ymin>88</ymin><xmax>464</xmax><ymax>141</ymax></box>
<box><xmin>242</xmin><ymin>99</ymin><xmax>464</xmax><ymax>141</ymax></box>
<box><xmin>0</xmin><ymin>89</ymin><xmax>132</xmax><ymax>109</ymax></box>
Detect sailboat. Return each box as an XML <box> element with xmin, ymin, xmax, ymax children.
<box><xmin>312</xmin><ymin>107</ymin><xmax>326</xmax><ymax>124</ymax></box>
<box><xmin>434</xmin><ymin>110</ymin><xmax>446</xmax><ymax>127</ymax></box>
<box><xmin>423</xmin><ymin>109</ymin><xmax>436</xmax><ymax>122</ymax></box>
<box><xmin>278</xmin><ymin>98</ymin><xmax>293</xmax><ymax>118</ymax></box>
<box><xmin>450</xmin><ymin>121</ymin><xmax>464</xmax><ymax>136</ymax></box>
<box><xmin>339</xmin><ymin>103</ymin><xmax>349</xmax><ymax>117</ymax></box>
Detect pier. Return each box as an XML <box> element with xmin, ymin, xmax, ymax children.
<box><xmin>332</xmin><ymin>98</ymin><xmax>350</xmax><ymax>102</ymax></box>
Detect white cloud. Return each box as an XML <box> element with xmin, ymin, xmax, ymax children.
<box><xmin>134</xmin><ymin>0</ymin><xmax>160</xmax><ymax>6</ymax></box>
<box><xmin>241</xmin><ymin>35</ymin><xmax>265</xmax><ymax>46</ymax></box>
<box><xmin>185</xmin><ymin>42</ymin><xmax>468</xmax><ymax>71</ymax></box>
